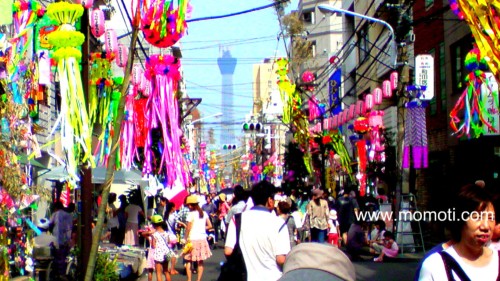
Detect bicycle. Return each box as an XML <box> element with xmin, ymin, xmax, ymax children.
<box><xmin>65</xmin><ymin>247</ymin><xmax>79</xmax><ymax>280</ymax></box>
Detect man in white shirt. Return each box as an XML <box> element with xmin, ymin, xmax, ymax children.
<box><xmin>225</xmin><ymin>181</ymin><xmax>291</xmax><ymax>281</ymax></box>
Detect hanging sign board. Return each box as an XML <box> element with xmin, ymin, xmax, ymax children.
<box><xmin>415</xmin><ymin>54</ymin><xmax>434</xmax><ymax>100</ymax></box>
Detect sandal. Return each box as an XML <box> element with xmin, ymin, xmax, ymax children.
<box><xmin>170</xmin><ymin>269</ymin><xmax>179</xmax><ymax>275</ymax></box>
<box><xmin>373</xmin><ymin>257</ymin><xmax>383</xmax><ymax>262</ymax></box>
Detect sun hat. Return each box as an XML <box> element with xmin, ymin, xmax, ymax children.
<box><xmin>151</xmin><ymin>214</ymin><xmax>163</xmax><ymax>224</ymax></box>
<box><xmin>219</xmin><ymin>193</ymin><xmax>226</xmax><ymax>201</ymax></box>
<box><xmin>329</xmin><ymin>209</ymin><xmax>338</xmax><ymax>220</ymax></box>
<box><xmin>36</xmin><ymin>218</ymin><xmax>50</xmax><ymax>230</ymax></box>
<box><xmin>279</xmin><ymin>243</ymin><xmax>355</xmax><ymax>281</ymax></box>
<box><xmin>312</xmin><ymin>189</ymin><xmax>324</xmax><ymax>197</ymax></box>
<box><xmin>186</xmin><ymin>194</ymin><xmax>199</xmax><ymax>205</ymax></box>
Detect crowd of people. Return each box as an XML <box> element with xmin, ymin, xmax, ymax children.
<box><xmin>31</xmin><ymin>177</ymin><xmax>500</xmax><ymax>281</ymax></box>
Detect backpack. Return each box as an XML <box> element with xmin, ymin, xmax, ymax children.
<box><xmin>439</xmin><ymin>251</ymin><xmax>500</xmax><ymax>281</ymax></box>
<box><xmin>217</xmin><ymin>213</ymin><xmax>246</xmax><ymax>281</ymax></box>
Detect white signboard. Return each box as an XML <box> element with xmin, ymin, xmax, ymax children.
<box><xmin>482</xmin><ymin>72</ymin><xmax>500</xmax><ymax>136</ymax></box>
<box><xmin>415</xmin><ymin>54</ymin><xmax>434</xmax><ymax>100</ymax></box>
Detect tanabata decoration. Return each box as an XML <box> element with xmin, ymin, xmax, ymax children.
<box><xmin>94</xmin><ymin>78</ymin><xmax>123</xmax><ymax>167</ymax></box>
<box><xmin>140</xmin><ymin>0</ymin><xmax>189</xmax><ymax>48</ymax></box>
<box><xmin>143</xmin><ymin>55</ymin><xmax>189</xmax><ymax>187</ymax></box>
<box><xmin>275</xmin><ymin>57</ymin><xmax>312</xmax><ymax>174</ymax></box>
<box><xmin>88</xmin><ymin>52</ymin><xmax>114</xmax><ymax>126</ymax></box>
<box><xmin>8</xmin><ymin>0</ymin><xmax>44</xmax><ymax>103</ymax></box>
<box><xmin>449</xmin><ymin>0</ymin><xmax>500</xmax><ymax>83</ymax></box>
<box><xmin>302</xmin><ymin>70</ymin><xmax>315</xmax><ymax>91</ymax></box>
<box><xmin>46</xmin><ymin>1</ymin><xmax>93</xmax><ymax>185</ymax></box>
<box><xmin>403</xmin><ymin>99</ymin><xmax>428</xmax><ymax>169</ymax></box>
<box><xmin>355</xmin><ymin>140</ymin><xmax>367</xmax><ymax>197</ymax></box>
<box><xmin>449</xmin><ymin>46</ymin><xmax>499</xmax><ymax>138</ymax></box>
<box><xmin>353</xmin><ymin>117</ymin><xmax>369</xmax><ymax>134</ymax></box>
<box><xmin>367</xmin><ymin>111</ymin><xmax>385</xmax><ymax>163</ymax></box>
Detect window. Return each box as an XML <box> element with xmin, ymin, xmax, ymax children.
<box><xmin>439</xmin><ymin>42</ymin><xmax>446</xmax><ymax>112</ymax></box>
<box><xmin>358</xmin><ymin>24</ymin><xmax>369</xmax><ymax>63</ymax></box>
<box><xmin>451</xmin><ymin>35</ymin><xmax>474</xmax><ymax>95</ymax></box>
<box><xmin>302</xmin><ymin>10</ymin><xmax>315</xmax><ymax>25</ymax></box>
<box><xmin>308</xmin><ymin>40</ymin><xmax>317</xmax><ymax>58</ymax></box>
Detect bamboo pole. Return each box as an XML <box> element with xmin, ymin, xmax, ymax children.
<box><xmin>83</xmin><ymin>20</ymin><xmax>140</xmax><ymax>281</ymax></box>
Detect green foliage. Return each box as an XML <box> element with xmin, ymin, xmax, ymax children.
<box><xmin>93</xmin><ymin>252</ymin><xmax>119</xmax><ymax>281</ymax></box>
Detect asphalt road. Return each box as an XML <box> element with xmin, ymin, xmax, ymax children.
<box><xmin>137</xmin><ymin>242</ymin><xmax>421</xmax><ymax>281</ymax></box>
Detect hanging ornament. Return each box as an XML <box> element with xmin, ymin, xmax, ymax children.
<box><xmin>449</xmin><ymin>46</ymin><xmax>498</xmax><ymax>138</ymax></box>
<box><xmin>116</xmin><ymin>44</ymin><xmax>128</xmax><ymax>67</ymax></box>
<box><xmin>355</xmin><ymin>100</ymin><xmax>366</xmax><ymax>116</ymax></box>
<box><xmin>46</xmin><ymin>1</ymin><xmax>92</xmax><ymax>185</ymax></box>
<box><xmin>353</xmin><ymin>117</ymin><xmax>369</xmax><ymax>134</ymax></box>
<box><xmin>90</xmin><ymin>9</ymin><xmax>105</xmax><ymax>38</ymax></box>
<box><xmin>302</xmin><ymin>70</ymin><xmax>315</xmax><ymax>91</ymax></box>
<box><xmin>403</xmin><ymin>101</ymin><xmax>428</xmax><ymax>169</ymax></box>
<box><xmin>373</xmin><ymin>87</ymin><xmax>382</xmax><ymax>105</ymax></box>
<box><xmin>382</xmin><ymin>80</ymin><xmax>392</xmax><ymax>98</ymax></box>
<box><xmin>365</xmin><ymin>94</ymin><xmax>374</xmax><ymax>110</ymax></box>
<box><xmin>390</xmin><ymin>71</ymin><xmax>398</xmax><ymax>90</ymax></box>
<box><xmin>105</xmin><ymin>29</ymin><xmax>118</xmax><ymax>55</ymax></box>
<box><xmin>140</xmin><ymin>0</ymin><xmax>189</xmax><ymax>48</ymax></box>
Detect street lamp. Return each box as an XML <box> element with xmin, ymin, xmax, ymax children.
<box><xmin>318</xmin><ymin>4</ymin><xmax>397</xmax><ymax>69</ymax></box>
<box><xmin>188</xmin><ymin>112</ymin><xmax>223</xmax><ymax>126</ymax></box>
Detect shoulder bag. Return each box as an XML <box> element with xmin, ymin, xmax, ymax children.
<box><xmin>217</xmin><ymin>213</ymin><xmax>247</xmax><ymax>281</ymax></box>
<box><xmin>159</xmin><ymin>233</ymin><xmax>176</xmax><ymax>262</ymax></box>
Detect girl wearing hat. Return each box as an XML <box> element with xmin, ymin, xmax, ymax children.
<box><xmin>328</xmin><ymin>210</ymin><xmax>341</xmax><ymax>247</ymax></box>
<box><xmin>184</xmin><ymin>195</ymin><xmax>213</xmax><ymax>281</ymax></box>
<box><xmin>151</xmin><ymin>214</ymin><xmax>173</xmax><ymax>281</ymax></box>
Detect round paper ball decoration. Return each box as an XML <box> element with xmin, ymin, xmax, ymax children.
<box><xmin>353</xmin><ymin>117</ymin><xmax>369</xmax><ymax>134</ymax></box>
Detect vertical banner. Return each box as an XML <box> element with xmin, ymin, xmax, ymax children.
<box><xmin>329</xmin><ymin>69</ymin><xmax>342</xmax><ymax>116</ymax></box>
<box><xmin>415</xmin><ymin>54</ymin><xmax>434</xmax><ymax>100</ymax></box>
<box><xmin>482</xmin><ymin>72</ymin><xmax>500</xmax><ymax>135</ymax></box>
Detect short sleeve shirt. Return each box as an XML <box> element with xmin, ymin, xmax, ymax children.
<box><xmin>187</xmin><ymin>211</ymin><xmax>208</xmax><ymax>241</ymax></box>
<box><xmin>419</xmin><ymin>246</ymin><xmax>499</xmax><ymax>281</ymax></box>
<box><xmin>225</xmin><ymin>207</ymin><xmax>291</xmax><ymax>281</ymax></box>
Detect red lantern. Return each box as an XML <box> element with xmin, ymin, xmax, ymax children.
<box><xmin>116</xmin><ymin>44</ymin><xmax>128</xmax><ymax>67</ymax></box>
<box><xmin>75</xmin><ymin>0</ymin><xmax>93</xmax><ymax>8</ymax></box>
<box><xmin>353</xmin><ymin>117</ymin><xmax>369</xmax><ymax>134</ymax></box>
<box><xmin>355</xmin><ymin>100</ymin><xmax>366</xmax><ymax>116</ymax></box>
<box><xmin>373</xmin><ymin>87</ymin><xmax>382</xmax><ymax>105</ymax></box>
<box><xmin>132</xmin><ymin>64</ymin><xmax>143</xmax><ymax>86</ymax></box>
<box><xmin>348</xmin><ymin>104</ymin><xmax>356</xmax><ymax>120</ymax></box>
<box><xmin>390</xmin><ymin>71</ymin><xmax>398</xmax><ymax>90</ymax></box>
<box><xmin>105</xmin><ymin>29</ymin><xmax>118</xmax><ymax>55</ymax></box>
<box><xmin>90</xmin><ymin>9</ymin><xmax>105</xmax><ymax>38</ymax></box>
<box><xmin>332</xmin><ymin>115</ymin><xmax>338</xmax><ymax>128</ymax></box>
<box><xmin>383</xmin><ymin>80</ymin><xmax>392</xmax><ymax>98</ymax></box>
<box><xmin>365</xmin><ymin>94</ymin><xmax>374</xmax><ymax>111</ymax></box>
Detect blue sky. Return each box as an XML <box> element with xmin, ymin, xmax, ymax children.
<box><xmin>181</xmin><ymin>0</ymin><xmax>298</xmax><ymax>141</ymax></box>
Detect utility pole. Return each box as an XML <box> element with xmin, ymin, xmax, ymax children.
<box><xmin>394</xmin><ymin>2</ymin><xmax>412</xmax><ymax>228</ymax></box>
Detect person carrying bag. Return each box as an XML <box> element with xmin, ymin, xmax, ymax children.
<box><xmin>218</xmin><ymin>213</ymin><xmax>246</xmax><ymax>281</ymax></box>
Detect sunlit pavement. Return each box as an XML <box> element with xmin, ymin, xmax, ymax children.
<box><xmin>137</xmin><ymin>241</ymin><xmax>421</xmax><ymax>281</ymax></box>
